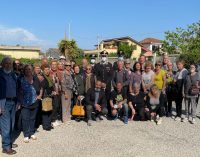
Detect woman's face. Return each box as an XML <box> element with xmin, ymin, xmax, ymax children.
<box><xmin>58</xmin><ymin>63</ymin><xmax>64</xmax><ymax>70</ymax></box>
<box><xmin>74</xmin><ymin>66</ymin><xmax>80</xmax><ymax>74</ymax></box>
<box><xmin>145</xmin><ymin>66</ymin><xmax>151</xmax><ymax>72</ymax></box>
<box><xmin>190</xmin><ymin>65</ymin><xmax>196</xmax><ymax>73</ymax></box>
<box><xmin>24</xmin><ymin>66</ymin><xmax>33</xmax><ymax>77</ymax></box>
<box><xmin>155</xmin><ymin>63</ymin><xmax>161</xmax><ymax>71</ymax></box>
<box><xmin>167</xmin><ymin>63</ymin><xmax>173</xmax><ymax>70</ymax></box>
<box><xmin>177</xmin><ymin>62</ymin><xmax>184</xmax><ymax>70</ymax></box>
<box><xmin>135</xmin><ymin>63</ymin><xmax>141</xmax><ymax>71</ymax></box>
<box><xmin>151</xmin><ymin>87</ymin><xmax>158</xmax><ymax>96</ymax></box>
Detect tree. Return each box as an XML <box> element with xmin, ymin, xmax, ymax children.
<box><xmin>162</xmin><ymin>21</ymin><xmax>200</xmax><ymax>54</ymax></box>
<box><xmin>117</xmin><ymin>42</ymin><xmax>135</xmax><ymax>58</ymax></box>
<box><xmin>58</xmin><ymin>39</ymin><xmax>82</xmax><ymax>59</ymax></box>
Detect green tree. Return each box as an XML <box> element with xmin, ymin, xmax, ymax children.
<box><xmin>58</xmin><ymin>39</ymin><xmax>82</xmax><ymax>59</ymax></box>
<box><xmin>117</xmin><ymin>43</ymin><xmax>135</xmax><ymax>58</ymax></box>
<box><xmin>162</xmin><ymin>21</ymin><xmax>200</xmax><ymax>54</ymax></box>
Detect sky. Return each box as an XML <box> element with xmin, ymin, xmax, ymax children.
<box><xmin>0</xmin><ymin>0</ymin><xmax>200</xmax><ymax>51</ymax></box>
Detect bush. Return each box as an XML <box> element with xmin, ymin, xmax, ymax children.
<box><xmin>179</xmin><ymin>51</ymin><xmax>200</xmax><ymax>68</ymax></box>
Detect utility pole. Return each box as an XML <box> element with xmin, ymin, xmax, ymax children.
<box><xmin>68</xmin><ymin>23</ymin><xmax>71</xmax><ymax>40</ymax></box>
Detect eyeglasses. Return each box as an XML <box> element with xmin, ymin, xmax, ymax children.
<box><xmin>65</xmin><ymin>65</ymin><xmax>71</xmax><ymax>67</ymax></box>
<box><xmin>86</xmin><ymin>68</ymin><xmax>91</xmax><ymax>70</ymax></box>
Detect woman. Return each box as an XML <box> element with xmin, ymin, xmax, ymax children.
<box><xmin>142</xmin><ymin>62</ymin><xmax>155</xmax><ymax>94</ymax></box>
<box><xmin>165</xmin><ymin>62</ymin><xmax>176</xmax><ymax>116</ymax></box>
<box><xmin>183</xmin><ymin>64</ymin><xmax>199</xmax><ymax>124</ymax></box>
<box><xmin>145</xmin><ymin>84</ymin><xmax>165</xmax><ymax>125</ymax></box>
<box><xmin>61</xmin><ymin>61</ymin><xmax>74</xmax><ymax>123</ymax></box>
<box><xmin>41</xmin><ymin>64</ymin><xmax>54</xmax><ymax>130</ymax></box>
<box><xmin>129</xmin><ymin>62</ymin><xmax>142</xmax><ymax>93</ymax></box>
<box><xmin>128</xmin><ymin>83</ymin><xmax>146</xmax><ymax>121</ymax></box>
<box><xmin>174</xmin><ymin>60</ymin><xmax>188</xmax><ymax>121</ymax></box>
<box><xmin>19</xmin><ymin>65</ymin><xmax>43</xmax><ymax>143</ymax></box>
<box><xmin>83</xmin><ymin>64</ymin><xmax>96</xmax><ymax>93</ymax></box>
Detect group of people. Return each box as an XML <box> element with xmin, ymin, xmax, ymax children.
<box><xmin>0</xmin><ymin>51</ymin><xmax>199</xmax><ymax>155</ymax></box>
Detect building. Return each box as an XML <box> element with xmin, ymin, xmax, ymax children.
<box><xmin>0</xmin><ymin>45</ymin><xmax>41</xmax><ymax>59</ymax></box>
<box><xmin>84</xmin><ymin>36</ymin><xmax>153</xmax><ymax>60</ymax></box>
<box><xmin>140</xmin><ymin>38</ymin><xmax>163</xmax><ymax>52</ymax></box>
<box><xmin>46</xmin><ymin>48</ymin><xmax>62</xmax><ymax>59</ymax></box>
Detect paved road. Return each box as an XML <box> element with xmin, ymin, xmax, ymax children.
<box><xmin>1</xmin><ymin>103</ymin><xmax>200</xmax><ymax>157</ymax></box>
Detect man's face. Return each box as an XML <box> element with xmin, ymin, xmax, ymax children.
<box><xmin>116</xmin><ymin>83</ymin><xmax>122</xmax><ymax>92</ymax></box>
<box><xmin>51</xmin><ymin>62</ymin><xmax>57</xmax><ymax>71</ymax></box>
<box><xmin>74</xmin><ymin>66</ymin><xmax>80</xmax><ymax>74</ymax></box>
<box><xmin>44</xmin><ymin>67</ymin><xmax>50</xmax><ymax>76</ymax></box>
<box><xmin>177</xmin><ymin>62</ymin><xmax>183</xmax><ymax>70</ymax></box>
<box><xmin>82</xmin><ymin>59</ymin><xmax>88</xmax><ymax>68</ymax></box>
<box><xmin>139</xmin><ymin>56</ymin><xmax>145</xmax><ymax>64</ymax></box>
<box><xmin>163</xmin><ymin>57</ymin><xmax>169</xmax><ymax>64</ymax></box>
<box><xmin>3</xmin><ymin>59</ymin><xmax>12</xmax><ymax>71</ymax></box>
<box><xmin>118</xmin><ymin>61</ymin><xmax>124</xmax><ymax>71</ymax></box>
<box><xmin>95</xmin><ymin>81</ymin><xmax>102</xmax><ymax>89</ymax></box>
<box><xmin>133</xmin><ymin>86</ymin><xmax>140</xmax><ymax>93</ymax></box>
<box><xmin>125</xmin><ymin>63</ymin><xmax>130</xmax><ymax>69</ymax></box>
<box><xmin>34</xmin><ymin>66</ymin><xmax>41</xmax><ymax>74</ymax></box>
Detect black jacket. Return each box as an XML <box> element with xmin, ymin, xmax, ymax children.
<box><xmin>86</xmin><ymin>88</ymin><xmax>107</xmax><ymax>107</ymax></box>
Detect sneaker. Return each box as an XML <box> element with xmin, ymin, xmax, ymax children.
<box><xmin>52</xmin><ymin>122</ymin><xmax>58</xmax><ymax>127</ymax></box>
<box><xmin>191</xmin><ymin>118</ymin><xmax>196</xmax><ymax>124</ymax></box>
<box><xmin>87</xmin><ymin>120</ymin><xmax>92</xmax><ymax>126</ymax></box>
<box><xmin>30</xmin><ymin>135</ymin><xmax>37</xmax><ymax>140</ymax></box>
<box><xmin>174</xmin><ymin>117</ymin><xmax>181</xmax><ymax>121</ymax></box>
<box><xmin>56</xmin><ymin>120</ymin><xmax>62</xmax><ymax>125</ymax></box>
<box><xmin>157</xmin><ymin>118</ymin><xmax>162</xmax><ymax>125</ymax></box>
<box><xmin>182</xmin><ymin>118</ymin><xmax>189</xmax><ymax>123</ymax></box>
<box><xmin>124</xmin><ymin>116</ymin><xmax>128</xmax><ymax>124</ymax></box>
<box><xmin>24</xmin><ymin>137</ymin><xmax>29</xmax><ymax>143</ymax></box>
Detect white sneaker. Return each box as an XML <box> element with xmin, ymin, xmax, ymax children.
<box><xmin>24</xmin><ymin>137</ymin><xmax>29</xmax><ymax>143</ymax></box>
<box><xmin>52</xmin><ymin>121</ymin><xmax>59</xmax><ymax>127</ymax></box>
<box><xmin>191</xmin><ymin>118</ymin><xmax>196</xmax><ymax>124</ymax></box>
<box><xmin>30</xmin><ymin>135</ymin><xmax>37</xmax><ymax>140</ymax></box>
<box><xmin>157</xmin><ymin>118</ymin><xmax>162</xmax><ymax>125</ymax></box>
<box><xmin>182</xmin><ymin>118</ymin><xmax>189</xmax><ymax>123</ymax></box>
<box><xmin>56</xmin><ymin>120</ymin><xmax>62</xmax><ymax>126</ymax></box>
<box><xmin>174</xmin><ymin>117</ymin><xmax>181</xmax><ymax>121</ymax></box>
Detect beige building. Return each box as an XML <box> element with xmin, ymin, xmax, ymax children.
<box><xmin>84</xmin><ymin>36</ymin><xmax>152</xmax><ymax>60</ymax></box>
<box><xmin>0</xmin><ymin>45</ymin><xmax>41</xmax><ymax>59</ymax></box>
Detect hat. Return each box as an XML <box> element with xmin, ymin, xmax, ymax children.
<box><xmin>90</xmin><ymin>54</ymin><xmax>97</xmax><ymax>59</ymax></box>
<box><xmin>100</xmin><ymin>50</ymin><xmax>108</xmax><ymax>56</ymax></box>
<box><xmin>59</xmin><ymin>55</ymin><xmax>66</xmax><ymax>60</ymax></box>
<box><xmin>125</xmin><ymin>59</ymin><xmax>131</xmax><ymax>64</ymax></box>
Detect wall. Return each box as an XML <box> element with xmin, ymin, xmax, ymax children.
<box><xmin>0</xmin><ymin>50</ymin><xmax>39</xmax><ymax>59</ymax></box>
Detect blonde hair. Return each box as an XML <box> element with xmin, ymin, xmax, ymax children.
<box><xmin>148</xmin><ymin>84</ymin><xmax>160</xmax><ymax>98</ymax></box>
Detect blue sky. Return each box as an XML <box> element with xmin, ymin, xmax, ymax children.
<box><xmin>0</xmin><ymin>0</ymin><xmax>199</xmax><ymax>51</ymax></box>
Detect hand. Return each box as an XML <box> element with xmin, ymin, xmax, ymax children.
<box><xmin>151</xmin><ymin>112</ymin><xmax>156</xmax><ymax>117</ymax></box>
<box><xmin>145</xmin><ymin>108</ymin><xmax>149</xmax><ymax>112</ymax></box>
<box><xmin>38</xmin><ymin>75</ymin><xmax>44</xmax><ymax>81</ymax></box>
<box><xmin>77</xmin><ymin>96</ymin><xmax>81</xmax><ymax>101</ymax></box>
<box><xmin>95</xmin><ymin>104</ymin><xmax>101</xmax><ymax>112</ymax></box>
<box><xmin>37</xmin><ymin>95</ymin><xmax>42</xmax><ymax>100</ymax></box>
<box><xmin>65</xmin><ymin>94</ymin><xmax>68</xmax><ymax>100</ymax></box>
<box><xmin>118</xmin><ymin>102</ymin><xmax>123</xmax><ymax>108</ymax></box>
<box><xmin>52</xmin><ymin>91</ymin><xmax>57</xmax><ymax>95</ymax></box>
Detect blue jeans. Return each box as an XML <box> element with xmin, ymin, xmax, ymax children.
<box><xmin>21</xmin><ymin>107</ymin><xmax>38</xmax><ymax>137</ymax></box>
<box><xmin>0</xmin><ymin>100</ymin><xmax>16</xmax><ymax>149</ymax></box>
<box><xmin>118</xmin><ymin>103</ymin><xmax>128</xmax><ymax>118</ymax></box>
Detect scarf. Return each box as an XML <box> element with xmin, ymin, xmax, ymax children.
<box><xmin>43</xmin><ymin>74</ymin><xmax>53</xmax><ymax>88</ymax></box>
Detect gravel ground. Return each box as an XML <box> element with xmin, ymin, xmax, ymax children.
<box><xmin>1</xmin><ymin>103</ymin><xmax>200</xmax><ymax>157</ymax></box>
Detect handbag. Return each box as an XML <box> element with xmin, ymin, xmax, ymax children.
<box><xmin>42</xmin><ymin>97</ymin><xmax>53</xmax><ymax>112</ymax></box>
<box><xmin>72</xmin><ymin>100</ymin><xmax>85</xmax><ymax>117</ymax></box>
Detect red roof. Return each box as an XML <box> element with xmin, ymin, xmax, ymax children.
<box><xmin>140</xmin><ymin>38</ymin><xmax>162</xmax><ymax>44</ymax></box>
<box><xmin>141</xmin><ymin>47</ymin><xmax>153</xmax><ymax>57</ymax></box>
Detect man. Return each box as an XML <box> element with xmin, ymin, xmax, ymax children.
<box><xmin>89</xmin><ymin>54</ymin><xmax>97</xmax><ymax>72</ymax></box>
<box><xmin>109</xmin><ymin>82</ymin><xmax>128</xmax><ymax>124</ymax></box>
<box><xmin>112</xmin><ymin>60</ymin><xmax>130</xmax><ymax>95</ymax></box>
<box><xmin>94</xmin><ymin>51</ymin><xmax>113</xmax><ymax>114</ymax></box>
<box><xmin>86</xmin><ymin>81</ymin><xmax>108</xmax><ymax>126</ymax></box>
<box><xmin>113</xmin><ymin>51</ymin><xmax>124</xmax><ymax>71</ymax></box>
<box><xmin>139</xmin><ymin>55</ymin><xmax>146</xmax><ymax>72</ymax></box>
<box><xmin>50</xmin><ymin>60</ymin><xmax>62</xmax><ymax>127</ymax></box>
<box><xmin>0</xmin><ymin>57</ymin><xmax>18</xmax><ymax>155</ymax></box>
<box><xmin>80</xmin><ymin>58</ymin><xmax>88</xmax><ymax>75</ymax></box>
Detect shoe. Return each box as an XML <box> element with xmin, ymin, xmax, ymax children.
<box><xmin>56</xmin><ymin>120</ymin><xmax>62</xmax><ymax>125</ymax></box>
<box><xmin>52</xmin><ymin>122</ymin><xmax>58</xmax><ymax>127</ymax></box>
<box><xmin>30</xmin><ymin>135</ymin><xmax>37</xmax><ymax>140</ymax></box>
<box><xmin>124</xmin><ymin>116</ymin><xmax>128</xmax><ymax>124</ymax></box>
<box><xmin>174</xmin><ymin>117</ymin><xmax>181</xmax><ymax>121</ymax></box>
<box><xmin>98</xmin><ymin>115</ymin><xmax>104</xmax><ymax>120</ymax></box>
<box><xmin>191</xmin><ymin>118</ymin><xmax>196</xmax><ymax>124</ymax></box>
<box><xmin>87</xmin><ymin>120</ymin><xmax>92</xmax><ymax>126</ymax></box>
<box><xmin>2</xmin><ymin>148</ymin><xmax>17</xmax><ymax>155</ymax></box>
<box><xmin>24</xmin><ymin>137</ymin><xmax>29</xmax><ymax>143</ymax></box>
<box><xmin>157</xmin><ymin>118</ymin><xmax>162</xmax><ymax>125</ymax></box>
<box><xmin>113</xmin><ymin>114</ymin><xmax>118</xmax><ymax>121</ymax></box>
<box><xmin>12</xmin><ymin>144</ymin><xmax>18</xmax><ymax>148</ymax></box>
<box><xmin>95</xmin><ymin>116</ymin><xmax>101</xmax><ymax>122</ymax></box>
<box><xmin>182</xmin><ymin>118</ymin><xmax>189</xmax><ymax>123</ymax></box>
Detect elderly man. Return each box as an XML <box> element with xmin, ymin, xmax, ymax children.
<box><xmin>0</xmin><ymin>57</ymin><xmax>18</xmax><ymax>155</ymax></box>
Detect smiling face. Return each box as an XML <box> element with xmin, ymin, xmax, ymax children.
<box><xmin>2</xmin><ymin>58</ymin><xmax>13</xmax><ymax>71</ymax></box>
<box><xmin>24</xmin><ymin>65</ymin><xmax>33</xmax><ymax>77</ymax></box>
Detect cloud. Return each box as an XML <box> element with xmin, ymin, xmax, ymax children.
<box><xmin>0</xmin><ymin>25</ymin><xmax>52</xmax><ymax>51</ymax></box>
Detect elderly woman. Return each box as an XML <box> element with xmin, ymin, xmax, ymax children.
<box><xmin>61</xmin><ymin>61</ymin><xmax>74</xmax><ymax>123</ymax></box>
<box><xmin>145</xmin><ymin>84</ymin><xmax>165</xmax><ymax>125</ymax></box>
<box><xmin>128</xmin><ymin>83</ymin><xmax>146</xmax><ymax>121</ymax></box>
<box><xmin>19</xmin><ymin>64</ymin><xmax>43</xmax><ymax>143</ymax></box>
<box><xmin>183</xmin><ymin>63</ymin><xmax>200</xmax><ymax>124</ymax></box>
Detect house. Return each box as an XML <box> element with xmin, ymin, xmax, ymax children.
<box><xmin>46</xmin><ymin>48</ymin><xmax>62</xmax><ymax>59</ymax></box>
<box><xmin>84</xmin><ymin>36</ymin><xmax>152</xmax><ymax>60</ymax></box>
<box><xmin>140</xmin><ymin>38</ymin><xmax>163</xmax><ymax>52</ymax></box>
<box><xmin>0</xmin><ymin>45</ymin><xmax>40</xmax><ymax>59</ymax></box>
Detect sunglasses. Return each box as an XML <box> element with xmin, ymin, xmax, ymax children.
<box><xmin>65</xmin><ymin>65</ymin><xmax>71</xmax><ymax>67</ymax></box>
<box><xmin>155</xmin><ymin>64</ymin><xmax>161</xmax><ymax>66</ymax></box>
<box><xmin>86</xmin><ymin>68</ymin><xmax>91</xmax><ymax>70</ymax></box>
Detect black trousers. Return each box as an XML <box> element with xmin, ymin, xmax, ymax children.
<box><xmin>175</xmin><ymin>94</ymin><xmax>183</xmax><ymax>117</ymax></box>
<box><xmin>86</xmin><ymin>105</ymin><xmax>108</xmax><ymax>120</ymax></box>
<box><xmin>42</xmin><ymin>111</ymin><xmax>52</xmax><ymax>129</ymax></box>
<box><xmin>51</xmin><ymin>94</ymin><xmax>62</xmax><ymax>122</ymax></box>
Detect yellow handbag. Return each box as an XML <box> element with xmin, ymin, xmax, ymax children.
<box><xmin>42</xmin><ymin>97</ymin><xmax>53</xmax><ymax>112</ymax></box>
<box><xmin>72</xmin><ymin>100</ymin><xmax>85</xmax><ymax>117</ymax></box>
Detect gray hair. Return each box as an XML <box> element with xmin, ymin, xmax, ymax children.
<box><xmin>1</xmin><ymin>56</ymin><xmax>12</xmax><ymax>66</ymax></box>
<box><xmin>133</xmin><ymin>83</ymin><xmax>141</xmax><ymax>89</ymax></box>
